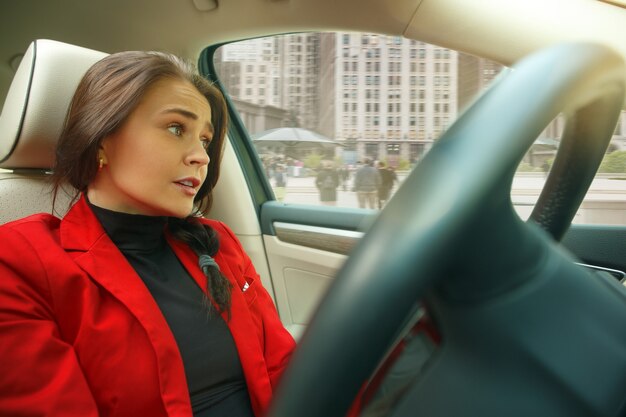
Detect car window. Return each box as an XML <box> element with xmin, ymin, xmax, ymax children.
<box><xmin>514</xmin><ymin>112</ymin><xmax>626</xmax><ymax>226</ymax></box>
<box><xmin>213</xmin><ymin>32</ymin><xmax>626</xmax><ymax>226</ymax></box>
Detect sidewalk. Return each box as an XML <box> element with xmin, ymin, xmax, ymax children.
<box><xmin>274</xmin><ymin>173</ymin><xmax>626</xmax><ymax>217</ymax></box>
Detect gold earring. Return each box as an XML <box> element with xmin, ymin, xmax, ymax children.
<box><xmin>98</xmin><ymin>158</ymin><xmax>104</xmax><ymax>170</ymax></box>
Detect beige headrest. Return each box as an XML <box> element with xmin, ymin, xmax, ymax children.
<box><xmin>0</xmin><ymin>39</ymin><xmax>107</xmax><ymax>169</ymax></box>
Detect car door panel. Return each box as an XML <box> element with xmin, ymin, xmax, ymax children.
<box><xmin>259</xmin><ymin>201</ymin><xmax>626</xmax><ymax>339</ymax></box>
<box><xmin>259</xmin><ymin>202</ymin><xmax>374</xmax><ymax>337</ymax></box>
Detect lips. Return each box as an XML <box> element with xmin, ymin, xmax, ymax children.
<box><xmin>174</xmin><ymin>177</ymin><xmax>201</xmax><ymax>188</ymax></box>
<box><xmin>174</xmin><ymin>177</ymin><xmax>201</xmax><ymax>196</ymax></box>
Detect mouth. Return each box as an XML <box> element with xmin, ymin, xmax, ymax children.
<box><xmin>174</xmin><ymin>177</ymin><xmax>201</xmax><ymax>196</ymax></box>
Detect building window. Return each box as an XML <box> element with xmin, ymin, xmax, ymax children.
<box><xmin>387</xmin><ymin>143</ymin><xmax>400</xmax><ymax>155</ymax></box>
<box><xmin>365</xmin><ymin>143</ymin><xmax>379</xmax><ymax>159</ymax></box>
<box><xmin>410</xmin><ymin>143</ymin><xmax>425</xmax><ymax>160</ymax></box>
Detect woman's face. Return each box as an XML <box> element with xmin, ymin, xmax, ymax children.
<box><xmin>87</xmin><ymin>77</ymin><xmax>213</xmax><ymax>217</ymax></box>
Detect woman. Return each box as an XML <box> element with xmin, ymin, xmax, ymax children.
<box><xmin>0</xmin><ymin>51</ymin><xmax>295</xmax><ymax>416</ymax></box>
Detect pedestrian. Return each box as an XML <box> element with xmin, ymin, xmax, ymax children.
<box><xmin>353</xmin><ymin>158</ymin><xmax>381</xmax><ymax>209</ymax></box>
<box><xmin>542</xmin><ymin>160</ymin><xmax>550</xmax><ymax>178</ymax></box>
<box><xmin>0</xmin><ymin>50</ymin><xmax>295</xmax><ymax>417</ymax></box>
<box><xmin>274</xmin><ymin>164</ymin><xmax>287</xmax><ymax>202</ymax></box>
<box><xmin>315</xmin><ymin>160</ymin><xmax>340</xmax><ymax>206</ymax></box>
<box><xmin>377</xmin><ymin>161</ymin><xmax>398</xmax><ymax>208</ymax></box>
<box><xmin>340</xmin><ymin>165</ymin><xmax>351</xmax><ymax>191</ymax></box>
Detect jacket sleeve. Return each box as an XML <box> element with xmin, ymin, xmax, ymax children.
<box><xmin>215</xmin><ymin>222</ymin><xmax>296</xmax><ymax>388</ymax></box>
<box><xmin>0</xmin><ymin>226</ymin><xmax>99</xmax><ymax>416</ymax></box>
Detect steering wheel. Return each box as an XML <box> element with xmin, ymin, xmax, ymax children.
<box><xmin>269</xmin><ymin>44</ymin><xmax>626</xmax><ymax>417</ymax></box>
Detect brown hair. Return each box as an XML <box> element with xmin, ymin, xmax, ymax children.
<box><xmin>52</xmin><ymin>51</ymin><xmax>232</xmax><ymax>315</ymax></box>
<box><xmin>52</xmin><ymin>50</ymin><xmax>228</xmax><ymax>215</ymax></box>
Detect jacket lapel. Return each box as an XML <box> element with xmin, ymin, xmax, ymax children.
<box><xmin>60</xmin><ymin>196</ymin><xmax>171</xmax><ymax>331</ymax></box>
<box><xmin>59</xmin><ymin>196</ymin><xmax>190</xmax><ymax>407</ymax></box>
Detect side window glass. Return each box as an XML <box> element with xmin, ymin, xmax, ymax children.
<box><xmin>516</xmin><ymin>112</ymin><xmax>626</xmax><ymax>226</ymax></box>
<box><xmin>214</xmin><ymin>32</ymin><xmax>503</xmax><ymax>210</ymax></box>
<box><xmin>213</xmin><ymin>33</ymin><xmax>625</xmax><ymax>226</ymax></box>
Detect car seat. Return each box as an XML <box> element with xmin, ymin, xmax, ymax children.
<box><xmin>0</xmin><ymin>39</ymin><xmax>106</xmax><ymax>224</ymax></box>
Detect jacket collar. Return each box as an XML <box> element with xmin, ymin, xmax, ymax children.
<box><xmin>60</xmin><ymin>196</ymin><xmax>204</xmax><ymax>282</ymax></box>
<box><xmin>59</xmin><ymin>194</ymin><xmax>109</xmax><ymax>252</ymax></box>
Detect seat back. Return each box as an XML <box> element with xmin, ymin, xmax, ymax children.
<box><xmin>0</xmin><ymin>39</ymin><xmax>106</xmax><ymax>224</ymax></box>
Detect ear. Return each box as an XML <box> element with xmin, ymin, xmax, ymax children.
<box><xmin>97</xmin><ymin>149</ymin><xmax>108</xmax><ymax>165</ymax></box>
<box><xmin>98</xmin><ymin>139</ymin><xmax>112</xmax><ymax>165</ymax></box>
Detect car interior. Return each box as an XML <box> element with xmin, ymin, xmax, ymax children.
<box><xmin>1</xmin><ymin>0</ymin><xmax>626</xmax><ymax>416</ymax></box>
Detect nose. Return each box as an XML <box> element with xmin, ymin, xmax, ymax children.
<box><xmin>185</xmin><ymin>140</ymin><xmax>210</xmax><ymax>166</ymax></box>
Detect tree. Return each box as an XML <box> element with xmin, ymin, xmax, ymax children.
<box><xmin>598</xmin><ymin>151</ymin><xmax>626</xmax><ymax>173</ymax></box>
<box><xmin>303</xmin><ymin>153</ymin><xmax>322</xmax><ymax>170</ymax></box>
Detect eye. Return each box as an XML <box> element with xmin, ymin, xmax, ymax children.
<box><xmin>201</xmin><ymin>137</ymin><xmax>212</xmax><ymax>150</ymax></box>
<box><xmin>167</xmin><ymin>123</ymin><xmax>184</xmax><ymax>136</ymax></box>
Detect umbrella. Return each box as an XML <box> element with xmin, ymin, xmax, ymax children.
<box><xmin>251</xmin><ymin>127</ymin><xmax>342</xmax><ymax>159</ymax></box>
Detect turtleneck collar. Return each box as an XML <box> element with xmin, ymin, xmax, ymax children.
<box><xmin>88</xmin><ymin>201</ymin><xmax>168</xmax><ymax>252</ymax></box>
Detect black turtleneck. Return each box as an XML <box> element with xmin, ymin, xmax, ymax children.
<box><xmin>88</xmin><ymin>202</ymin><xmax>254</xmax><ymax>417</ymax></box>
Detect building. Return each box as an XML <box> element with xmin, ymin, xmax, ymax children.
<box><xmin>216</xmin><ymin>32</ymin><xmax>626</xmax><ymax>167</ymax></box>
<box><xmin>216</xmin><ymin>34</ymin><xmax>320</xmax><ymax>134</ymax></box>
<box><xmin>317</xmin><ymin>33</ymin><xmax>461</xmax><ymax>165</ymax></box>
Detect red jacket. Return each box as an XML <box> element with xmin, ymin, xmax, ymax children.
<box><xmin>0</xmin><ymin>196</ymin><xmax>295</xmax><ymax>416</ymax></box>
